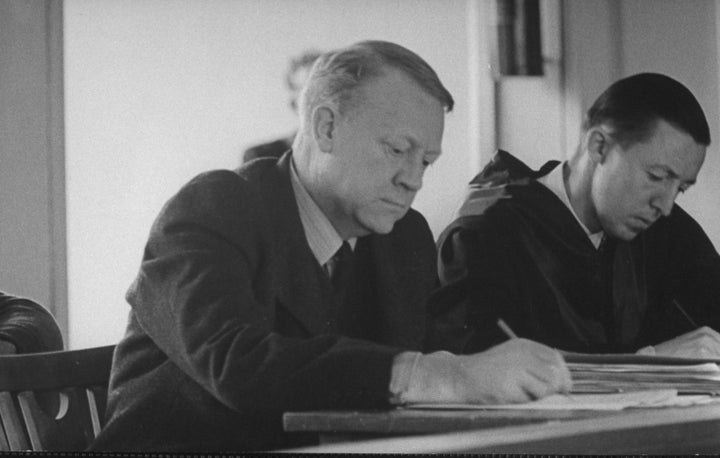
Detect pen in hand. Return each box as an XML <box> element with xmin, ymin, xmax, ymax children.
<box><xmin>672</xmin><ymin>298</ymin><xmax>699</xmax><ymax>329</ymax></box>
<box><xmin>497</xmin><ymin>318</ymin><xmax>518</xmax><ymax>339</ymax></box>
<box><xmin>497</xmin><ymin>318</ymin><xmax>574</xmax><ymax>397</ymax></box>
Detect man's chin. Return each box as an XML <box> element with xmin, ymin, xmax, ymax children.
<box><xmin>370</xmin><ymin>223</ymin><xmax>396</xmax><ymax>235</ymax></box>
<box><xmin>608</xmin><ymin>225</ymin><xmax>642</xmax><ymax>242</ymax></box>
<box><xmin>361</xmin><ymin>217</ymin><xmax>400</xmax><ymax>235</ymax></box>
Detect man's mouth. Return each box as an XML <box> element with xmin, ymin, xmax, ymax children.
<box><xmin>382</xmin><ymin>199</ymin><xmax>409</xmax><ymax>211</ymax></box>
<box><xmin>631</xmin><ymin>216</ymin><xmax>654</xmax><ymax>230</ymax></box>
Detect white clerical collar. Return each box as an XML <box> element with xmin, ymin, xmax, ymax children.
<box><xmin>289</xmin><ymin>158</ymin><xmax>356</xmax><ymax>266</ymax></box>
<box><xmin>536</xmin><ymin>162</ymin><xmax>604</xmax><ymax>249</ymax></box>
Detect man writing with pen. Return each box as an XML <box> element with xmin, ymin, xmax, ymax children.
<box><xmin>91</xmin><ymin>41</ymin><xmax>573</xmax><ymax>452</ymax></box>
<box><xmin>427</xmin><ymin>73</ymin><xmax>720</xmax><ymax>358</ymax></box>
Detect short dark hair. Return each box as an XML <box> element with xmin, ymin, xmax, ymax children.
<box><xmin>583</xmin><ymin>73</ymin><xmax>711</xmax><ymax>147</ymax></box>
<box><xmin>299</xmin><ymin>40</ymin><xmax>454</xmax><ymax>128</ymax></box>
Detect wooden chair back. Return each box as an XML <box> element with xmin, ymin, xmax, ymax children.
<box><xmin>0</xmin><ymin>345</ymin><xmax>115</xmax><ymax>450</ymax></box>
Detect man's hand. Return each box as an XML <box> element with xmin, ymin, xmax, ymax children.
<box><xmin>402</xmin><ymin>339</ymin><xmax>572</xmax><ymax>405</ymax></box>
<box><xmin>642</xmin><ymin>326</ymin><xmax>720</xmax><ymax>359</ymax></box>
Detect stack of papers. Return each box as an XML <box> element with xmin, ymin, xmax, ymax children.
<box><xmin>406</xmin><ymin>353</ymin><xmax>720</xmax><ymax>412</ymax></box>
<box><xmin>564</xmin><ymin>353</ymin><xmax>720</xmax><ymax>395</ymax></box>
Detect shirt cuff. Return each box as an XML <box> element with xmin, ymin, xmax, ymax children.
<box><xmin>388</xmin><ymin>351</ymin><xmax>421</xmax><ymax>405</ymax></box>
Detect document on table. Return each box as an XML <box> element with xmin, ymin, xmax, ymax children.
<box><xmin>407</xmin><ymin>353</ymin><xmax>720</xmax><ymax>412</ymax></box>
<box><xmin>569</xmin><ymin>362</ymin><xmax>720</xmax><ymax>374</ymax></box>
<box><xmin>562</xmin><ymin>352</ymin><xmax>720</xmax><ymax>365</ymax></box>
<box><xmin>566</xmin><ymin>357</ymin><xmax>720</xmax><ymax>394</ymax></box>
<box><xmin>406</xmin><ymin>389</ymin><xmax>720</xmax><ymax>411</ymax></box>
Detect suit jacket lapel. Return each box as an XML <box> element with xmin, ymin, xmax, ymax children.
<box><xmin>261</xmin><ymin>153</ymin><xmax>337</xmax><ymax>335</ymax></box>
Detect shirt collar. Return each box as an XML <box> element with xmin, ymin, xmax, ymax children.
<box><xmin>536</xmin><ymin>161</ymin><xmax>604</xmax><ymax>249</ymax></box>
<box><xmin>289</xmin><ymin>158</ymin><xmax>355</xmax><ymax>266</ymax></box>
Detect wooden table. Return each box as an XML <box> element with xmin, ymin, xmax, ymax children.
<box><xmin>282</xmin><ymin>404</ymin><xmax>720</xmax><ymax>454</ymax></box>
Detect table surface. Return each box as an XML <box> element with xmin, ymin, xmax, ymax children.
<box><xmin>283</xmin><ymin>403</ymin><xmax>720</xmax><ymax>454</ymax></box>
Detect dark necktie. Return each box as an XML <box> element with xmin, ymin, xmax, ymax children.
<box><xmin>325</xmin><ymin>241</ymin><xmax>353</xmax><ymax>289</ymax></box>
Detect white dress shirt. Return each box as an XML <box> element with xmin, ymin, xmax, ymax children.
<box><xmin>537</xmin><ymin>161</ymin><xmax>604</xmax><ymax>249</ymax></box>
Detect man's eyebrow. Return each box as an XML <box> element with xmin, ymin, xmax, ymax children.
<box><xmin>402</xmin><ymin>135</ymin><xmax>441</xmax><ymax>157</ymax></box>
<box><xmin>652</xmin><ymin>164</ymin><xmax>696</xmax><ymax>185</ymax></box>
<box><xmin>664</xmin><ymin>167</ymin><xmax>679</xmax><ymax>179</ymax></box>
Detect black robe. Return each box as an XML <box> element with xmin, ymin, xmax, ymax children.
<box><xmin>427</xmin><ymin>150</ymin><xmax>720</xmax><ymax>354</ymax></box>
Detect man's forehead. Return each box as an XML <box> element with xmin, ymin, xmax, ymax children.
<box><xmin>374</xmin><ymin>112</ymin><xmax>444</xmax><ymax>154</ymax></box>
<box><xmin>360</xmin><ymin>74</ymin><xmax>443</xmax><ymax>116</ymax></box>
<box><xmin>634</xmin><ymin>121</ymin><xmax>706</xmax><ymax>179</ymax></box>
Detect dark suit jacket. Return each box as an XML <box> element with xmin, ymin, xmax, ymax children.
<box><xmin>91</xmin><ymin>153</ymin><xmax>437</xmax><ymax>452</ymax></box>
<box><xmin>241</xmin><ymin>136</ymin><xmax>292</xmax><ymax>163</ymax></box>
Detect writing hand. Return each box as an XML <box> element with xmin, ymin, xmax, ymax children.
<box><xmin>402</xmin><ymin>338</ymin><xmax>572</xmax><ymax>404</ymax></box>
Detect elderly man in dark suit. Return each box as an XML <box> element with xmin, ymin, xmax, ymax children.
<box><xmin>92</xmin><ymin>40</ymin><xmax>570</xmax><ymax>452</ymax></box>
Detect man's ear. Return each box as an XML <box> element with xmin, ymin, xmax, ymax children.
<box><xmin>312</xmin><ymin>105</ymin><xmax>336</xmax><ymax>153</ymax></box>
<box><xmin>586</xmin><ymin>127</ymin><xmax>611</xmax><ymax>165</ymax></box>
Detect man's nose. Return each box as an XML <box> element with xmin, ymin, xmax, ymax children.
<box><xmin>651</xmin><ymin>185</ymin><xmax>677</xmax><ymax>217</ymax></box>
<box><xmin>395</xmin><ymin>157</ymin><xmax>424</xmax><ymax>192</ymax></box>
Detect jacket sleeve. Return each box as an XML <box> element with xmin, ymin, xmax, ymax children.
<box><xmin>241</xmin><ymin>138</ymin><xmax>291</xmax><ymax>163</ymax></box>
<box><xmin>0</xmin><ymin>293</ymin><xmax>63</xmax><ymax>353</ymax></box>
<box><xmin>425</xmin><ymin>216</ymin><xmax>517</xmax><ymax>354</ymax></box>
<box><xmin>661</xmin><ymin>206</ymin><xmax>720</xmax><ymax>331</ymax></box>
<box><xmin>127</xmin><ymin>170</ymin><xmax>400</xmax><ymax>414</ymax></box>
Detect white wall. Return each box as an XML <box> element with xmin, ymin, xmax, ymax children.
<box><xmin>64</xmin><ymin>0</ymin><xmax>480</xmax><ymax>348</ymax></box>
<box><xmin>562</xmin><ymin>0</ymin><xmax>622</xmax><ymax>154</ymax></box>
<box><xmin>496</xmin><ymin>0</ymin><xmax>565</xmax><ymax>168</ymax></box>
<box><xmin>0</xmin><ymin>1</ymin><xmax>66</xmax><ymax>338</ymax></box>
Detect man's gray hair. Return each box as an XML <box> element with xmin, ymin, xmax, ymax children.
<box><xmin>298</xmin><ymin>40</ymin><xmax>454</xmax><ymax>130</ymax></box>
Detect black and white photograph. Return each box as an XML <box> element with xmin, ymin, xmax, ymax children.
<box><xmin>1</xmin><ymin>0</ymin><xmax>720</xmax><ymax>453</ymax></box>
